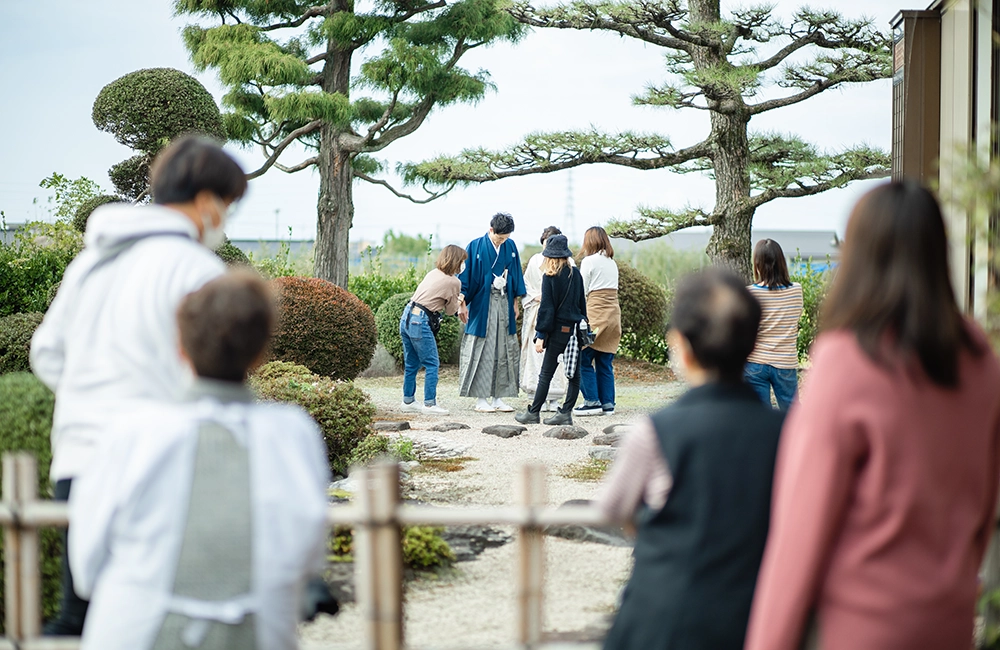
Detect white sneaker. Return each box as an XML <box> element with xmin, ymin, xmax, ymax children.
<box><xmin>574</xmin><ymin>404</ymin><xmax>603</xmax><ymax>416</ymax></box>
<box><xmin>422</xmin><ymin>404</ymin><xmax>449</xmax><ymax>415</ymax></box>
<box><xmin>400</xmin><ymin>401</ymin><xmax>422</xmax><ymax>413</ymax></box>
<box><xmin>492</xmin><ymin>398</ymin><xmax>515</xmax><ymax>413</ymax></box>
<box><xmin>475</xmin><ymin>398</ymin><xmax>496</xmax><ymax>413</ymax></box>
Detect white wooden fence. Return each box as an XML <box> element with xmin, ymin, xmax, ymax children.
<box><xmin>0</xmin><ymin>453</ymin><xmax>612</xmax><ymax>650</ymax></box>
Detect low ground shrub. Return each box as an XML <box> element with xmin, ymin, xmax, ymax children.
<box><xmin>329</xmin><ymin>525</ymin><xmax>455</xmax><ymax>570</ymax></box>
<box><xmin>0</xmin><ymin>373</ymin><xmax>64</xmax><ymax>629</ymax></box>
<box><xmin>348</xmin><ymin>266</ymin><xmax>419</xmax><ymax>315</ymax></box>
<box><xmin>249</xmin><ymin>361</ymin><xmax>375</xmax><ymax>475</ymax></box>
<box><xmin>790</xmin><ymin>258</ymin><xmax>833</xmax><ymax>361</ymax></box>
<box><xmin>347</xmin><ymin>434</ymin><xmax>416</xmax><ymax>468</ymax></box>
<box><xmin>0</xmin><ymin>312</ymin><xmax>44</xmax><ymax>374</ymax></box>
<box><xmin>248</xmin><ymin>239</ymin><xmax>314</xmax><ymax>279</ymax></box>
<box><xmin>216</xmin><ymin>238</ymin><xmax>250</xmax><ymax>267</ymax></box>
<box><xmin>0</xmin><ymin>222</ymin><xmax>83</xmax><ymax>317</ymax></box>
<box><xmin>375</xmin><ymin>292</ymin><xmax>462</xmax><ymax>366</ymax></box>
<box><xmin>269</xmin><ymin>277</ymin><xmax>377</xmax><ymax>381</ymax></box>
<box><xmin>616</xmin><ymin>264</ymin><xmax>670</xmax><ymax>364</ymax></box>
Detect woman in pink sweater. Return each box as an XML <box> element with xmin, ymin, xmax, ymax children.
<box><xmin>744</xmin><ymin>182</ymin><xmax>1000</xmax><ymax>650</ymax></box>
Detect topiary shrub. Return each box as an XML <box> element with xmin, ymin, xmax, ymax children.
<box><xmin>249</xmin><ymin>361</ymin><xmax>375</xmax><ymax>475</ymax></box>
<box><xmin>617</xmin><ymin>264</ymin><xmax>670</xmax><ymax>363</ymax></box>
<box><xmin>375</xmin><ymin>292</ymin><xmax>462</xmax><ymax>366</ymax></box>
<box><xmin>0</xmin><ymin>312</ymin><xmax>44</xmax><ymax>374</ymax></box>
<box><xmin>0</xmin><ymin>373</ymin><xmax>65</xmax><ymax>630</ymax></box>
<box><xmin>216</xmin><ymin>238</ymin><xmax>250</xmax><ymax>267</ymax></box>
<box><xmin>72</xmin><ymin>194</ymin><xmax>123</xmax><ymax>233</ymax></box>
<box><xmin>269</xmin><ymin>277</ymin><xmax>377</xmax><ymax>381</ymax></box>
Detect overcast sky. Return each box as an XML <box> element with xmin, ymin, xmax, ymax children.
<box><xmin>0</xmin><ymin>0</ymin><xmax>912</xmax><ymax>247</ymax></box>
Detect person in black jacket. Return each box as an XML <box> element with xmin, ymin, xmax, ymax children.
<box><xmin>515</xmin><ymin>234</ymin><xmax>587</xmax><ymax>426</ymax></box>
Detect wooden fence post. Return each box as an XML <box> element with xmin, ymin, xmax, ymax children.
<box><xmin>3</xmin><ymin>454</ymin><xmax>20</xmax><ymax>640</ymax></box>
<box><xmin>516</xmin><ymin>463</ymin><xmax>546</xmax><ymax>647</ymax></box>
<box><xmin>16</xmin><ymin>454</ymin><xmax>41</xmax><ymax>639</ymax></box>
<box><xmin>355</xmin><ymin>463</ymin><xmax>403</xmax><ymax>650</ymax></box>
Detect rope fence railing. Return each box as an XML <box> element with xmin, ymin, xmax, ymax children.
<box><xmin>0</xmin><ymin>453</ymin><xmax>610</xmax><ymax>650</ymax></box>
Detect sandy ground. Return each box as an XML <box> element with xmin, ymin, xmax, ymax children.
<box><xmin>300</xmin><ymin>364</ymin><xmax>686</xmax><ymax>648</ymax></box>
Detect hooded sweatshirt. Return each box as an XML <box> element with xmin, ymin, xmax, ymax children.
<box><xmin>31</xmin><ymin>203</ymin><xmax>225</xmax><ymax>482</ymax></box>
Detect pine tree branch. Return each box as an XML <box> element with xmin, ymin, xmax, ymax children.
<box><xmin>275</xmin><ymin>157</ymin><xmax>319</xmax><ymax>173</ymax></box>
<box><xmin>508</xmin><ymin>1</ymin><xmax>694</xmax><ymax>51</ymax></box>
<box><xmin>746</xmin><ymin>79</ymin><xmax>835</xmax><ymax>115</ymax></box>
<box><xmin>390</xmin><ymin>0</ymin><xmax>447</xmax><ymax>23</ymax></box>
<box><xmin>404</xmin><ymin>132</ymin><xmax>713</xmax><ymax>184</ymax></box>
<box><xmin>360</xmin><ymin>90</ymin><xmax>402</xmax><ymax>148</ymax></box>
<box><xmin>246</xmin><ymin>119</ymin><xmax>323</xmax><ymax>179</ymax></box>
<box><xmin>354</xmin><ymin>171</ymin><xmax>456</xmax><ymax>203</ymax></box>
<box><xmin>750</xmin><ymin>167</ymin><xmax>888</xmax><ymax>207</ymax></box>
<box><xmin>261</xmin><ymin>6</ymin><xmax>328</xmax><ymax>31</ymax></box>
<box><xmin>606</xmin><ymin>206</ymin><xmax>713</xmax><ymax>241</ymax></box>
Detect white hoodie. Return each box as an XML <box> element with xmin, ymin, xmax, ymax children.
<box><xmin>31</xmin><ymin>203</ymin><xmax>225</xmax><ymax>481</ymax></box>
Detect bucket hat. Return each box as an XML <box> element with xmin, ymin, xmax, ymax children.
<box><xmin>542</xmin><ymin>234</ymin><xmax>572</xmax><ymax>259</ymax></box>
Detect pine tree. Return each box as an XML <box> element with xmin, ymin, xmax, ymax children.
<box><xmin>404</xmin><ymin>0</ymin><xmax>891</xmax><ymax>278</ymax></box>
<box><xmin>175</xmin><ymin>0</ymin><xmax>522</xmax><ymax>287</ymax></box>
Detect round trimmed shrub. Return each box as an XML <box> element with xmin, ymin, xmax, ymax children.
<box><xmin>216</xmin><ymin>238</ymin><xmax>250</xmax><ymax>267</ymax></box>
<box><xmin>0</xmin><ymin>312</ymin><xmax>44</xmax><ymax>374</ymax></box>
<box><xmin>617</xmin><ymin>264</ymin><xmax>670</xmax><ymax>363</ymax></box>
<box><xmin>269</xmin><ymin>277</ymin><xmax>377</xmax><ymax>381</ymax></box>
<box><xmin>249</xmin><ymin>361</ymin><xmax>376</xmax><ymax>475</ymax></box>
<box><xmin>108</xmin><ymin>155</ymin><xmax>151</xmax><ymax>202</ymax></box>
<box><xmin>0</xmin><ymin>373</ymin><xmax>64</xmax><ymax>629</ymax></box>
<box><xmin>72</xmin><ymin>195</ymin><xmax>123</xmax><ymax>233</ymax></box>
<box><xmin>375</xmin><ymin>292</ymin><xmax>462</xmax><ymax>366</ymax></box>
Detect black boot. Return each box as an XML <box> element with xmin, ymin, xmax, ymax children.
<box><xmin>543</xmin><ymin>409</ymin><xmax>572</xmax><ymax>426</ymax></box>
<box><xmin>515</xmin><ymin>409</ymin><xmax>540</xmax><ymax>424</ymax></box>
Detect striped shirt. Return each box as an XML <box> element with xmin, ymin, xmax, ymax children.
<box><xmin>747</xmin><ymin>283</ymin><xmax>803</xmax><ymax>370</ymax></box>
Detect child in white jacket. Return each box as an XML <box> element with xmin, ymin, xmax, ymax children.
<box><xmin>69</xmin><ymin>271</ymin><xmax>331</xmax><ymax>650</ymax></box>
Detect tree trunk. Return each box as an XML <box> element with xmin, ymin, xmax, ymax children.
<box><xmin>314</xmin><ymin>132</ymin><xmax>354</xmax><ymax>288</ymax></box>
<box><xmin>314</xmin><ymin>7</ymin><xmax>355</xmax><ymax>288</ymax></box>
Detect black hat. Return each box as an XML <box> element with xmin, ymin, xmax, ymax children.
<box><xmin>542</xmin><ymin>234</ymin><xmax>572</xmax><ymax>259</ymax></box>
<box><xmin>490</xmin><ymin>212</ymin><xmax>515</xmax><ymax>235</ymax></box>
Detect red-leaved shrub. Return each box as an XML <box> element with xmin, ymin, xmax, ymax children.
<box><xmin>269</xmin><ymin>277</ymin><xmax>377</xmax><ymax>380</ymax></box>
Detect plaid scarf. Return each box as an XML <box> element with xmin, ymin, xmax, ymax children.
<box><xmin>563</xmin><ymin>323</ymin><xmax>580</xmax><ymax>378</ymax></box>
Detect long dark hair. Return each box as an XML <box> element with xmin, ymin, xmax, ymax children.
<box><xmin>822</xmin><ymin>181</ymin><xmax>982</xmax><ymax>388</ymax></box>
<box><xmin>753</xmin><ymin>239</ymin><xmax>791</xmax><ymax>288</ymax></box>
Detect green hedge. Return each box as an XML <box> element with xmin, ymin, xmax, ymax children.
<box><xmin>72</xmin><ymin>195</ymin><xmax>122</xmax><ymax>233</ymax></box>
<box><xmin>216</xmin><ymin>238</ymin><xmax>250</xmax><ymax>267</ymax></box>
<box><xmin>348</xmin><ymin>266</ymin><xmax>419</xmax><ymax>315</ymax></box>
<box><xmin>0</xmin><ymin>222</ymin><xmax>83</xmax><ymax>317</ymax></box>
<box><xmin>616</xmin><ymin>264</ymin><xmax>670</xmax><ymax>364</ymax></box>
<box><xmin>269</xmin><ymin>277</ymin><xmax>377</xmax><ymax>381</ymax></box>
<box><xmin>375</xmin><ymin>292</ymin><xmax>462</xmax><ymax>366</ymax></box>
<box><xmin>0</xmin><ymin>373</ymin><xmax>64</xmax><ymax>630</ymax></box>
<box><xmin>0</xmin><ymin>312</ymin><xmax>44</xmax><ymax>374</ymax></box>
<box><xmin>249</xmin><ymin>361</ymin><xmax>375</xmax><ymax>476</ymax></box>
<box><xmin>790</xmin><ymin>260</ymin><xmax>833</xmax><ymax>361</ymax></box>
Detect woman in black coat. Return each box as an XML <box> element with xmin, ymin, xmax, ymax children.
<box><xmin>515</xmin><ymin>234</ymin><xmax>587</xmax><ymax>425</ymax></box>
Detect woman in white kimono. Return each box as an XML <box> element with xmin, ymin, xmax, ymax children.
<box><xmin>69</xmin><ymin>271</ymin><xmax>331</xmax><ymax>650</ymax></box>
<box><xmin>520</xmin><ymin>226</ymin><xmax>573</xmax><ymax>412</ymax></box>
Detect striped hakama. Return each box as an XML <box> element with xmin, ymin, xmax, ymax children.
<box><xmin>459</xmin><ymin>288</ymin><xmax>520</xmax><ymax>398</ymax></box>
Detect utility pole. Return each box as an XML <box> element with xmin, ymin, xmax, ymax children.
<box><xmin>274</xmin><ymin>208</ymin><xmax>280</xmax><ymax>241</ymax></box>
<box><xmin>565</xmin><ymin>170</ymin><xmax>576</xmax><ymax>243</ymax></box>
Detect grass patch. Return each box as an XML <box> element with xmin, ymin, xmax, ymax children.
<box><xmin>413</xmin><ymin>457</ymin><xmax>477</xmax><ymax>473</ymax></box>
<box><xmin>561</xmin><ymin>458</ymin><xmax>611</xmax><ymax>482</ymax></box>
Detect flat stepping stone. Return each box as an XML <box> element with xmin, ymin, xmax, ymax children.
<box><xmin>545</xmin><ymin>499</ymin><xmax>630</xmax><ymax>547</ymax></box>
<box><xmin>602</xmin><ymin>423</ymin><xmax>635</xmax><ymax>435</ymax></box>
<box><xmin>374</xmin><ymin>421</ymin><xmax>410</xmax><ymax>431</ymax></box>
<box><xmin>593</xmin><ymin>431</ymin><xmax>624</xmax><ymax>446</ymax></box>
<box><xmin>589</xmin><ymin>447</ymin><xmax>618</xmax><ymax>462</ymax></box>
<box><xmin>428</xmin><ymin>421</ymin><xmax>472</xmax><ymax>432</ymax></box>
<box><xmin>543</xmin><ymin>425</ymin><xmax>590</xmax><ymax>440</ymax></box>
<box><xmin>482</xmin><ymin>424</ymin><xmax>526</xmax><ymax>439</ymax></box>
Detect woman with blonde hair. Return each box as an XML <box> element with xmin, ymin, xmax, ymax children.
<box><xmin>520</xmin><ymin>226</ymin><xmax>573</xmax><ymax>412</ymax></box>
<box><xmin>574</xmin><ymin>226</ymin><xmax>622</xmax><ymax>416</ymax></box>
<box><xmin>515</xmin><ymin>234</ymin><xmax>587</xmax><ymax>425</ymax></box>
<box><xmin>745</xmin><ymin>181</ymin><xmax>1000</xmax><ymax>650</ymax></box>
<box><xmin>400</xmin><ymin>245</ymin><xmax>467</xmax><ymax>415</ymax></box>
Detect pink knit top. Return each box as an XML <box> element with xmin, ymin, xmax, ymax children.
<box><xmin>745</xmin><ymin>325</ymin><xmax>1000</xmax><ymax>650</ymax></box>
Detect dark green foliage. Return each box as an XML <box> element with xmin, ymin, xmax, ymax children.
<box><xmin>108</xmin><ymin>155</ymin><xmax>151</xmax><ymax>202</ymax></box>
<box><xmin>0</xmin><ymin>312</ymin><xmax>44</xmax><ymax>374</ymax></box>
<box><xmin>375</xmin><ymin>292</ymin><xmax>462</xmax><ymax>366</ymax></box>
<box><xmin>348</xmin><ymin>257</ymin><xmax>419</xmax><ymax>314</ymax></box>
<box><xmin>0</xmin><ymin>222</ymin><xmax>83</xmax><ymax>317</ymax></box>
<box><xmin>92</xmin><ymin>68</ymin><xmax>226</xmax><ymax>201</ymax></box>
<box><xmin>790</xmin><ymin>258</ymin><xmax>833</xmax><ymax>361</ymax></box>
<box><xmin>215</xmin><ymin>238</ymin><xmax>250</xmax><ymax>267</ymax></box>
<box><xmin>347</xmin><ymin>434</ymin><xmax>416</xmax><ymax>468</ymax></box>
<box><xmin>249</xmin><ymin>361</ymin><xmax>375</xmax><ymax>475</ymax></box>
<box><xmin>269</xmin><ymin>276</ymin><xmax>377</xmax><ymax>380</ymax></box>
<box><xmin>0</xmin><ymin>373</ymin><xmax>66</xmax><ymax>629</ymax></box>
<box><xmin>329</xmin><ymin>524</ymin><xmax>455</xmax><ymax>569</ymax></box>
<box><xmin>92</xmin><ymin>68</ymin><xmax>226</xmax><ymax>154</ymax></box>
<box><xmin>616</xmin><ymin>264</ymin><xmax>669</xmax><ymax>363</ymax></box>
<box><xmin>72</xmin><ymin>194</ymin><xmax>122</xmax><ymax>233</ymax></box>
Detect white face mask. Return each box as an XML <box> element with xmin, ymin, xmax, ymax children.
<box><xmin>201</xmin><ymin>199</ymin><xmax>230</xmax><ymax>250</ymax></box>
<box><xmin>460</xmin><ymin>261</ymin><xmax>466</xmax><ymax>274</ymax></box>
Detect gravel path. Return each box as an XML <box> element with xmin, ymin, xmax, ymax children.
<box><xmin>301</xmin><ymin>364</ymin><xmax>685</xmax><ymax>648</ymax></box>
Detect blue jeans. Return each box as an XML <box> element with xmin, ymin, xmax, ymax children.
<box><xmin>744</xmin><ymin>362</ymin><xmax>797</xmax><ymax>411</ymax></box>
<box><xmin>400</xmin><ymin>307</ymin><xmax>439</xmax><ymax>406</ymax></box>
<box><xmin>579</xmin><ymin>347</ymin><xmax>615</xmax><ymax>408</ymax></box>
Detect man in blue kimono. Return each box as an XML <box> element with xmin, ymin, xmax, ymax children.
<box><xmin>457</xmin><ymin>213</ymin><xmax>527</xmax><ymax>412</ymax></box>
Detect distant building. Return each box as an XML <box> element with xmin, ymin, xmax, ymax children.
<box><xmin>892</xmin><ymin>0</ymin><xmax>999</xmax><ymax>320</ymax></box>
<box><xmin>613</xmin><ymin>228</ymin><xmax>840</xmax><ymax>267</ymax></box>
